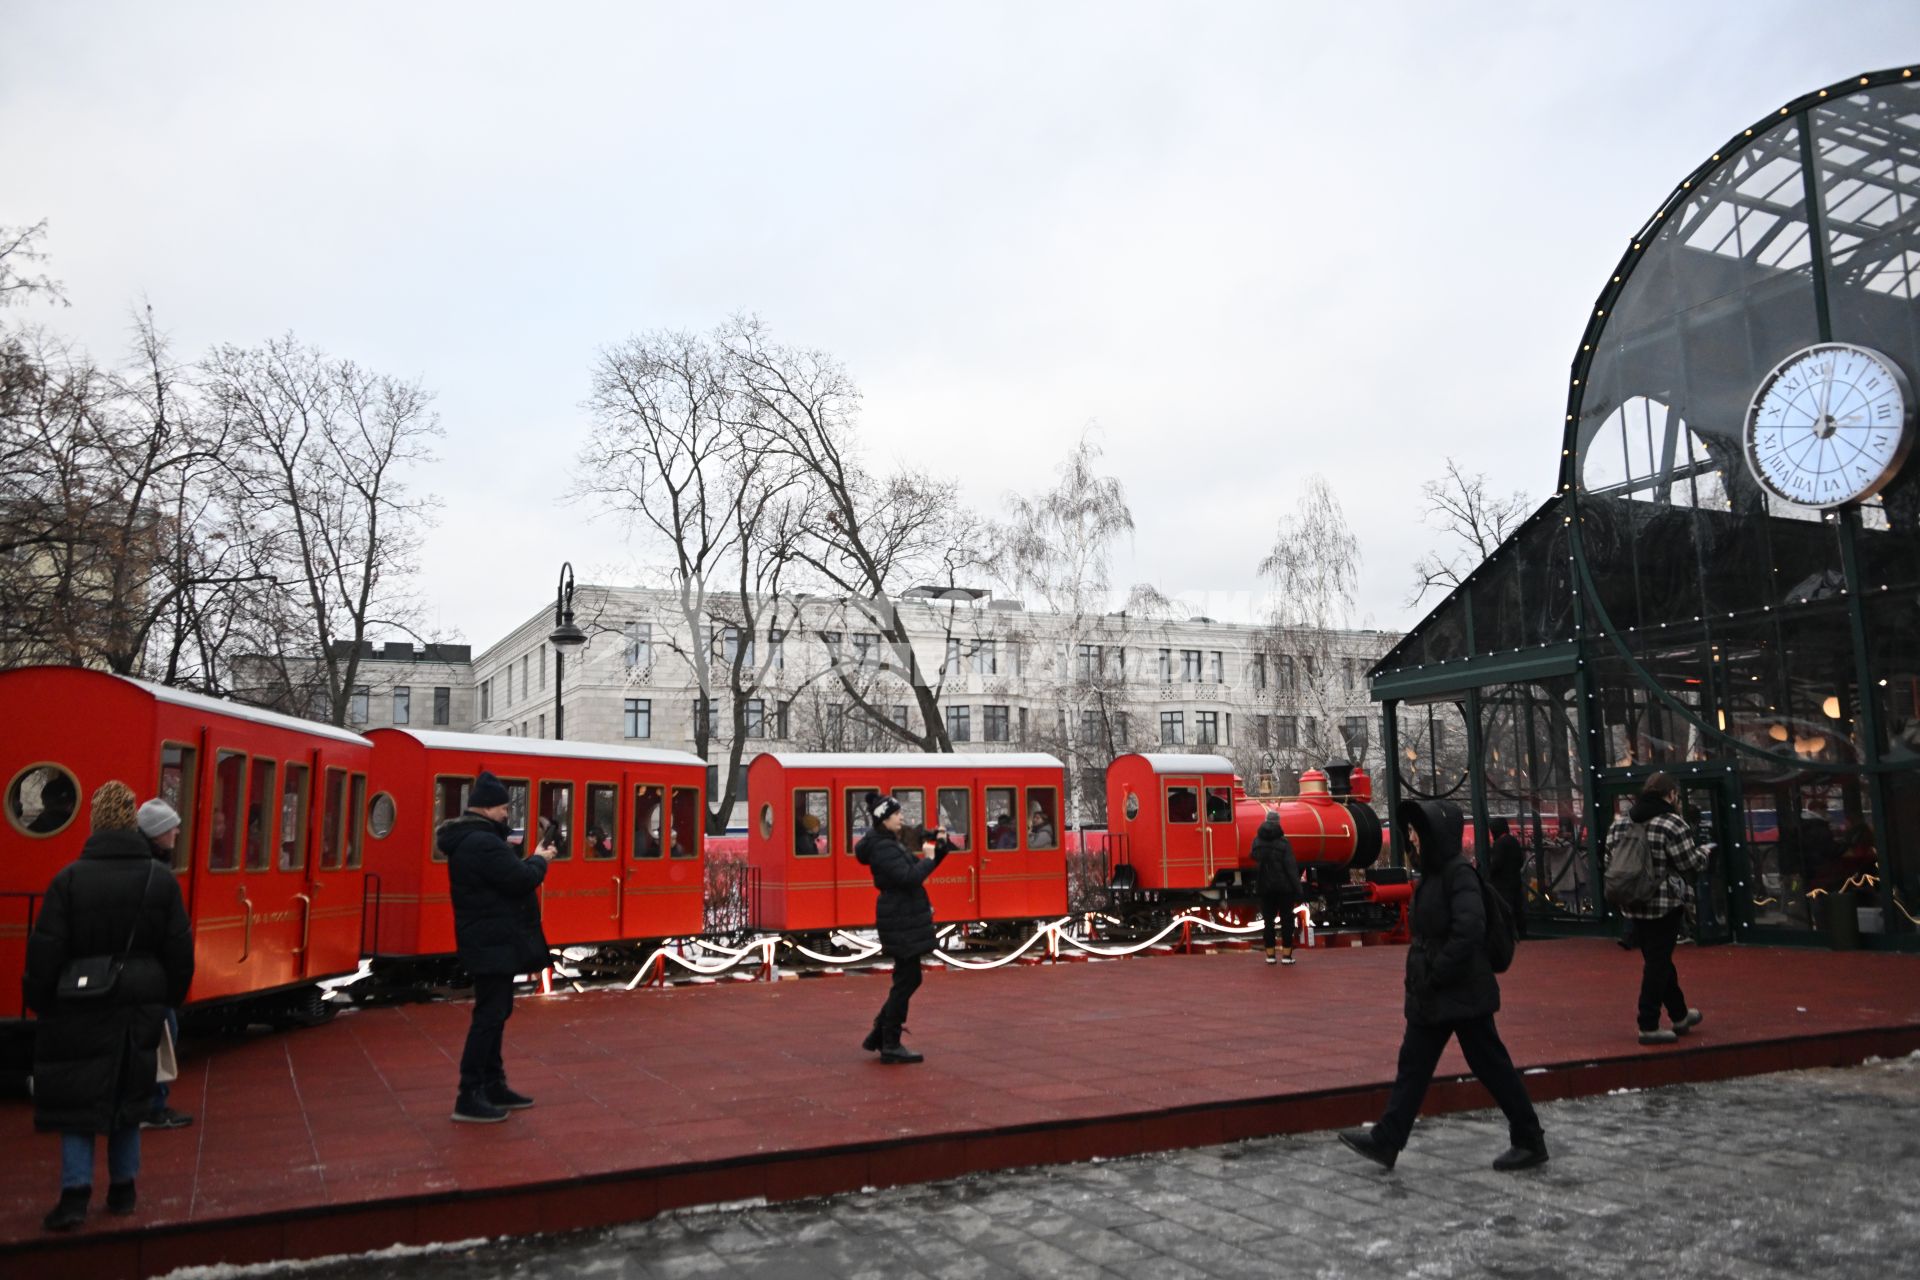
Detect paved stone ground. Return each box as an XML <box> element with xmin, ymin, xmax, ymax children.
<box><xmin>196</xmin><ymin>1055</ymin><xmax>1920</xmax><ymax>1280</ymax></box>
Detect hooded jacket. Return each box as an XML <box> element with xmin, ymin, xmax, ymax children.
<box><xmin>440</xmin><ymin>813</ymin><xmax>551</xmax><ymax>977</ymax></box>
<box><xmin>1609</xmin><ymin>792</ymin><xmax>1706</xmax><ymax>919</ymax></box>
<box><xmin>856</xmin><ymin>825</ymin><xmax>948</xmax><ymax>958</ymax></box>
<box><xmin>25</xmin><ymin>828</ymin><xmax>195</xmax><ymax>1132</ymax></box>
<box><xmin>1399</xmin><ymin>799</ymin><xmax>1500</xmax><ymax>1025</ymax></box>
<box><xmin>1250</xmin><ymin>815</ymin><xmax>1302</xmax><ymax>899</ymax></box>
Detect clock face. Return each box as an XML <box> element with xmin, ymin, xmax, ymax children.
<box><xmin>1744</xmin><ymin>343</ymin><xmax>1915</xmax><ymax>508</ymax></box>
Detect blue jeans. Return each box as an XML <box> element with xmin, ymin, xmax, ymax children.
<box><xmin>61</xmin><ymin>1128</ymin><xmax>140</xmax><ymax>1190</ymax></box>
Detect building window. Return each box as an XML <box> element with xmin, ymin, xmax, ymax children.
<box><xmin>1079</xmin><ymin>709</ymin><xmax>1101</xmax><ymax>745</ymax></box>
<box><xmin>1255</xmin><ymin>714</ymin><xmax>1271</xmax><ymax>747</ymax></box>
<box><xmin>1196</xmin><ymin>711</ymin><xmax>1219</xmax><ymax>745</ymax></box>
<box><xmin>537</xmin><ymin>714</ymin><xmax>545</xmax><ymax>738</ymax></box>
<box><xmin>1159</xmin><ymin>711</ymin><xmax>1185</xmax><ymax>745</ymax></box>
<box><xmin>971</xmin><ymin>640</ymin><xmax>997</xmax><ymax>675</ymax></box>
<box><xmin>539</xmin><ymin>644</ymin><xmax>547</xmax><ymax>690</ymax></box>
<box><xmin>1018</xmin><ymin>707</ymin><xmax>1029</xmax><ymax>741</ymax></box>
<box><xmin>1113</xmin><ymin>711</ymin><xmax>1129</xmax><ymax>742</ymax></box>
<box><xmin>348</xmin><ymin>686</ymin><xmax>370</xmax><ymax>725</ymax></box>
<box><xmin>480</xmin><ymin>679</ymin><xmax>492</xmax><ymax>720</ymax></box>
<box><xmin>1110</xmin><ymin>646</ymin><xmax>1126</xmax><ymax>680</ymax></box>
<box><xmin>1275</xmin><ymin>715</ymin><xmax>1299</xmax><ymax>748</ymax></box>
<box><xmin>625</xmin><ymin>621</ymin><xmax>651</xmax><ymax>670</ymax></box>
<box><xmin>1007</xmin><ymin>642</ymin><xmax>1022</xmax><ymax>676</ymax></box>
<box><xmin>1076</xmin><ymin>644</ymin><xmax>1102</xmax><ymax>682</ymax></box>
<box><xmin>693</xmin><ymin>697</ymin><xmax>711</xmax><ymax>739</ymax></box>
<box><xmin>984</xmin><ymin>705</ymin><xmax>1010</xmax><ymax>742</ymax></box>
<box><xmin>1277</xmin><ymin>655</ymin><xmax>1296</xmax><ymax>691</ymax></box>
<box><xmin>821</xmin><ymin>631</ymin><xmax>843</xmax><ymax>663</ymax></box>
<box><xmin>1341</xmin><ymin>715</ymin><xmax>1369</xmax><ymax>757</ymax></box>
<box><xmin>1209</xmin><ymin>651</ymin><xmax>1223</xmax><ymax>683</ymax></box>
<box><xmin>1253</xmin><ymin>654</ymin><xmax>1267</xmax><ymax>690</ymax></box>
<box><xmin>825</xmin><ymin>703</ymin><xmax>845</xmax><ymax>745</ymax></box>
<box><xmin>852</xmin><ymin>632</ymin><xmax>879</xmax><ymax>668</ymax></box>
<box><xmin>1303</xmin><ymin>714</ymin><xmax>1317</xmax><ymax>747</ymax></box>
<box><xmin>433</xmin><ymin>686</ymin><xmax>451</xmax><ymax>725</ymax></box>
<box><xmin>1181</xmin><ymin>650</ymin><xmax>1202</xmax><ymax>682</ymax></box>
<box><xmin>746</xmin><ymin>698</ymin><xmax>766</xmax><ymax>738</ymax></box>
<box><xmin>768</xmin><ymin>629</ymin><xmax>785</xmax><ymax>669</ymax></box>
<box><xmin>624</xmin><ymin>698</ymin><xmax>651</xmax><ymax>739</ymax></box>
<box><xmin>944</xmin><ymin>637</ymin><xmax>962</xmax><ymax>677</ymax></box>
<box><xmin>946</xmin><ymin>705</ymin><xmax>971</xmax><ymax>742</ymax></box>
<box><xmin>521</xmin><ymin>654</ymin><xmax>530</xmax><ymax>697</ymax></box>
<box><xmin>1158</xmin><ymin>648</ymin><xmax>1173</xmax><ymax>682</ymax></box>
<box><xmin>1344</xmin><ymin>659</ymin><xmax>1358</xmax><ymax>691</ymax></box>
<box><xmin>392</xmin><ymin>686</ymin><xmax>410</xmax><ymax>726</ymax></box>
<box><xmin>721</xmin><ymin>626</ymin><xmax>755</xmax><ymax>668</ymax></box>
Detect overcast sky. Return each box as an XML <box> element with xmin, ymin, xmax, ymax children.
<box><xmin>7</xmin><ymin>2</ymin><xmax>1919</xmax><ymax>650</ymax></box>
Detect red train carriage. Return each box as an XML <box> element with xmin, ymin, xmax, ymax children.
<box><xmin>0</xmin><ymin>666</ymin><xmax>373</xmax><ymax>1023</ymax></box>
<box><xmin>363</xmin><ymin>730</ymin><xmax>709</xmax><ymax>961</ymax></box>
<box><xmin>745</xmin><ymin>752</ymin><xmax>1069</xmax><ymax>932</ymax></box>
<box><xmin>1105</xmin><ymin>754</ymin><xmax>1386</xmax><ymax>894</ymax></box>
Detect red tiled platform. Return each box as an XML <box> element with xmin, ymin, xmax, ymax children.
<box><xmin>5</xmin><ymin>939</ymin><xmax>1918</xmax><ymax>1277</ymax></box>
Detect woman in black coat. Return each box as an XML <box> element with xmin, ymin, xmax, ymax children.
<box><xmin>1250</xmin><ymin>812</ymin><xmax>1302</xmax><ymax>965</ymax></box>
<box><xmin>24</xmin><ymin>780</ymin><xmax>194</xmax><ymax>1231</ymax></box>
<box><xmin>1485</xmin><ymin>817</ymin><xmax>1528</xmax><ymax>940</ymax></box>
<box><xmin>1337</xmin><ymin>799</ymin><xmax>1546</xmax><ymax>1173</ymax></box>
<box><xmin>855</xmin><ymin>791</ymin><xmax>951</xmax><ymax>1064</ymax></box>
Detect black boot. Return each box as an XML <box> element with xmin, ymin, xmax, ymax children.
<box><xmin>1493</xmin><ymin>1136</ymin><xmax>1550</xmax><ymax>1171</ymax></box>
<box><xmin>107</xmin><ymin>1180</ymin><xmax>137</xmax><ymax>1215</ymax></box>
<box><xmin>878</xmin><ymin>1025</ymin><xmax>923</xmax><ymax>1065</ymax></box>
<box><xmin>861</xmin><ymin>1016</ymin><xmax>884</xmax><ymax>1053</ymax></box>
<box><xmin>44</xmin><ymin>1185</ymin><xmax>89</xmax><ymax>1232</ymax></box>
<box><xmin>1337</xmin><ymin>1128</ymin><xmax>1397</xmax><ymax>1170</ymax></box>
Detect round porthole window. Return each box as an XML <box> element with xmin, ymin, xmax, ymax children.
<box><xmin>6</xmin><ymin>763</ymin><xmax>80</xmax><ymax>838</ymax></box>
<box><xmin>368</xmin><ymin>792</ymin><xmax>397</xmax><ymax>839</ymax></box>
<box><xmin>1124</xmin><ymin>791</ymin><xmax>1140</xmax><ymax>820</ymax></box>
<box><xmin>758</xmin><ymin>803</ymin><xmax>775</xmax><ymax>839</ymax></box>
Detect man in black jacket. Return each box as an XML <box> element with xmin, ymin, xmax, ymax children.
<box><xmin>855</xmin><ymin>792</ymin><xmax>951</xmax><ymax>1064</ymax></box>
<box><xmin>135</xmin><ymin>798</ymin><xmax>193</xmax><ymax>1131</ymax></box>
<box><xmin>1485</xmin><ymin>817</ymin><xmax>1528</xmax><ymax>941</ymax></box>
<box><xmin>441</xmin><ymin>771</ymin><xmax>554</xmax><ymax>1123</ymax></box>
<box><xmin>25</xmin><ymin>780</ymin><xmax>195</xmax><ymax>1231</ymax></box>
<box><xmin>1338</xmin><ymin>799</ymin><xmax>1547</xmax><ymax>1173</ymax></box>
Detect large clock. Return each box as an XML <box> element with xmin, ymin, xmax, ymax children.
<box><xmin>1744</xmin><ymin>342</ymin><xmax>1915</xmax><ymax>508</ymax></box>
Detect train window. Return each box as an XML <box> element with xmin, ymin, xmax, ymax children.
<box><xmin>320</xmin><ymin>769</ymin><xmax>347</xmax><ymax>869</ymax></box>
<box><xmin>937</xmin><ymin>788</ymin><xmax>971</xmax><ymax>851</ymax></box>
<box><xmin>632</xmin><ymin>784</ymin><xmax>664</xmax><ymax>859</ymax></box>
<box><xmin>431</xmin><ymin>776</ymin><xmax>471</xmax><ymax>861</ymax></box>
<box><xmin>6</xmin><ymin>763</ymin><xmax>79</xmax><ymax>839</ymax></box>
<box><xmin>538</xmin><ymin>781</ymin><xmax>574</xmax><ymax>859</ymax></box>
<box><xmin>500</xmin><ymin>780</ymin><xmax>531</xmax><ymax>847</ymax></box>
<box><xmin>209</xmin><ymin>751</ymin><xmax>246</xmax><ymax>872</ymax></box>
<box><xmin>347</xmin><ymin>774</ymin><xmax>367</xmax><ymax>868</ymax></box>
<box><xmin>794</xmin><ymin>789</ymin><xmax>829</xmax><ymax>857</ymax></box>
<box><xmin>984</xmin><ymin>787</ymin><xmax>1018</xmax><ymax>850</ymax></box>
<box><xmin>243</xmin><ymin>759</ymin><xmax>277</xmax><ymax>872</ymax></box>
<box><xmin>1205</xmin><ymin>786</ymin><xmax>1233</xmax><ymax>824</ymax></box>
<box><xmin>1024</xmin><ymin>788</ymin><xmax>1059</xmax><ymax>850</ymax></box>
<box><xmin>584</xmin><ymin>784</ymin><xmax>617</xmax><ymax>860</ymax></box>
<box><xmin>367</xmin><ymin>791</ymin><xmax>397</xmax><ymax>840</ymax></box>
<box><xmin>845</xmin><ymin>788</ymin><xmax>874</xmax><ymax>854</ymax></box>
<box><xmin>1166</xmin><ymin>785</ymin><xmax>1199</xmax><ymax>824</ymax></box>
<box><xmin>280</xmin><ymin>763</ymin><xmax>310</xmax><ymax>870</ymax></box>
<box><xmin>759</xmin><ymin>803</ymin><xmax>775</xmax><ymax>840</ymax></box>
<box><xmin>891</xmin><ymin>788</ymin><xmax>925</xmax><ymax>833</ymax></box>
<box><xmin>158</xmin><ymin>744</ymin><xmax>196</xmax><ymax>873</ymax></box>
<box><xmin>669</xmin><ymin>786</ymin><xmax>700</xmax><ymax>859</ymax></box>
<box><xmin>1124</xmin><ymin>790</ymin><xmax>1140</xmax><ymax>821</ymax></box>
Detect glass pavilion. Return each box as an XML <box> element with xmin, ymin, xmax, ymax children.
<box><xmin>1371</xmin><ymin>67</ymin><xmax>1920</xmax><ymax>951</ymax></box>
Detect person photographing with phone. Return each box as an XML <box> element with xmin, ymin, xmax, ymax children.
<box><xmin>442</xmin><ymin>771</ymin><xmax>555</xmax><ymax>1122</ymax></box>
<box><xmin>856</xmin><ymin>792</ymin><xmax>954</xmax><ymax>1064</ymax></box>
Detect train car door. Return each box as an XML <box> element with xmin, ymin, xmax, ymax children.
<box><xmin>236</xmin><ymin>749</ymin><xmax>304</xmax><ymax>990</ymax></box>
<box><xmin>789</xmin><ymin>781</ymin><xmax>837</xmax><ymax>931</ymax></box>
<box><xmin>1202</xmin><ymin>779</ymin><xmax>1237</xmax><ymax>889</ymax></box>
<box><xmin>935</xmin><ymin>782</ymin><xmax>986</xmax><ymax>920</ymax></box>
<box><xmin>623</xmin><ymin>774</ymin><xmax>671</xmax><ymax>939</ymax></box>
<box><xmin>979</xmin><ymin>782</ymin><xmax>1026</xmax><ymax>919</ymax></box>
<box><xmin>1161</xmin><ymin>774</ymin><xmax>1207</xmax><ymax>888</ymax></box>
<box><xmin>1023</xmin><ymin>779</ymin><xmax>1066</xmax><ymax>916</ymax></box>
<box><xmin>533</xmin><ymin>775</ymin><xmax>602</xmax><ymax>943</ymax></box>
<box><xmin>582</xmin><ymin>777</ymin><xmax>623</xmax><ymax>939</ymax></box>
<box><xmin>836</xmin><ymin>779</ymin><xmax>881</xmax><ymax>927</ymax></box>
<box><xmin>306</xmin><ymin>764</ymin><xmax>368</xmax><ymax>978</ymax></box>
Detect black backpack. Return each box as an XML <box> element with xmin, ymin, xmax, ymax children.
<box><xmin>1462</xmin><ymin>860</ymin><xmax>1517</xmax><ymax>973</ymax></box>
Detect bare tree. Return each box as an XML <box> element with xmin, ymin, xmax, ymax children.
<box><xmin>725</xmin><ymin>316</ymin><xmax>983</xmax><ymax>752</ymax></box>
<box><xmin>1407</xmin><ymin>457</ymin><xmax>1530</xmax><ymax>607</ymax></box>
<box><xmin>576</xmin><ymin>324</ymin><xmax>809</xmax><ymax>831</ymax></box>
<box><xmin>0</xmin><ymin>220</ymin><xmax>66</xmax><ymax>309</ymax></box>
<box><xmin>206</xmin><ymin>336</ymin><xmax>441</xmax><ymax>724</ymax></box>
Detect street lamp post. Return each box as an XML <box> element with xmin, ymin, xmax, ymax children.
<box><xmin>549</xmin><ymin>562</ymin><xmax>587</xmax><ymax>739</ymax></box>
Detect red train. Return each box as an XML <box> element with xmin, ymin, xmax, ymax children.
<box><xmin>2</xmin><ymin>668</ymin><xmax>1399</xmax><ymax>1066</ymax></box>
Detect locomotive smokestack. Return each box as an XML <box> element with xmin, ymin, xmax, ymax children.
<box><xmin>1322</xmin><ymin>760</ymin><xmax>1354</xmax><ymax>796</ymax></box>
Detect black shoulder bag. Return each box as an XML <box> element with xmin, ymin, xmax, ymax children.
<box><xmin>54</xmin><ymin>860</ymin><xmax>156</xmax><ymax>1003</ymax></box>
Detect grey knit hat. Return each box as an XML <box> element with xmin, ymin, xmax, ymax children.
<box><xmin>137</xmin><ymin>798</ymin><xmax>182</xmax><ymax>839</ymax></box>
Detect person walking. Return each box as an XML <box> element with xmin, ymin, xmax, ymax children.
<box><xmin>441</xmin><ymin>771</ymin><xmax>555</xmax><ymax>1123</ymax></box>
<box><xmin>1608</xmin><ymin>772</ymin><xmax>1707</xmax><ymax>1045</ymax></box>
<box><xmin>855</xmin><ymin>792</ymin><xmax>952</xmax><ymax>1064</ymax></box>
<box><xmin>1250</xmin><ymin>811</ymin><xmax>1302</xmax><ymax>965</ymax></box>
<box><xmin>1485</xmin><ymin>817</ymin><xmax>1527</xmax><ymax>941</ymax></box>
<box><xmin>1338</xmin><ymin>799</ymin><xmax>1547</xmax><ymax>1173</ymax></box>
<box><xmin>24</xmin><ymin>781</ymin><xmax>195</xmax><ymax>1231</ymax></box>
<box><xmin>135</xmin><ymin>799</ymin><xmax>193</xmax><ymax>1131</ymax></box>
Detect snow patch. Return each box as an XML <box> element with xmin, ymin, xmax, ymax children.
<box><xmin>157</xmin><ymin>1237</ymin><xmax>492</xmax><ymax>1279</ymax></box>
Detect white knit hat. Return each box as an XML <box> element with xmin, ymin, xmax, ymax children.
<box><xmin>137</xmin><ymin>798</ymin><xmax>181</xmax><ymax>839</ymax></box>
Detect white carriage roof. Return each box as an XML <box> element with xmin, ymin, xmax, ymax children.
<box><xmin>756</xmin><ymin>752</ymin><xmax>1064</xmax><ymax>771</ymax></box>
<box><xmin>121</xmin><ymin>675</ymin><xmax>373</xmax><ymax>747</ymax></box>
<box><xmin>381</xmin><ymin>728</ymin><xmax>707</xmax><ymax>768</ymax></box>
<box><xmin>1124</xmin><ymin>753</ymin><xmax>1238</xmax><ymax>775</ymax></box>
